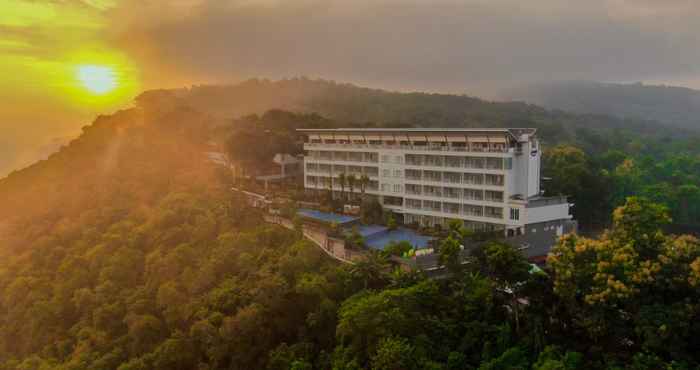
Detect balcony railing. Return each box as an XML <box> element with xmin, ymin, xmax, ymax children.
<box><xmin>304</xmin><ymin>142</ymin><xmax>510</xmax><ymax>153</ymax></box>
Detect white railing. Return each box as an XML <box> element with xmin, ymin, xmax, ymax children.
<box><xmin>305</xmin><ymin>142</ymin><xmax>509</xmax><ymax>153</ymax></box>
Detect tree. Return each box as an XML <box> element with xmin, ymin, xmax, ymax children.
<box><xmin>359</xmin><ymin>174</ymin><xmax>370</xmax><ymax>200</ymax></box>
<box><xmin>481</xmin><ymin>242</ymin><xmax>531</xmax><ymax>333</ymax></box>
<box><xmin>361</xmin><ymin>199</ymin><xmax>384</xmax><ymax>224</ymax></box>
<box><xmin>382</xmin><ymin>241</ymin><xmax>413</xmax><ymax>258</ymax></box>
<box><xmin>543</xmin><ymin>145</ymin><xmax>589</xmax><ymax>197</ymax></box>
<box><xmin>371</xmin><ymin>337</ymin><xmax>417</xmax><ymax>370</ymax></box>
<box><xmin>338</xmin><ymin>173</ymin><xmax>347</xmax><ymax>201</ymax></box>
<box><xmin>543</xmin><ymin>144</ymin><xmax>611</xmax><ymax>228</ymax></box>
<box><xmin>548</xmin><ymin>197</ymin><xmax>700</xmax><ymax>361</ymax></box>
<box><xmin>386</xmin><ymin>213</ymin><xmax>397</xmax><ymax>231</ymax></box>
<box><xmin>347</xmin><ymin>174</ymin><xmax>357</xmax><ymax>202</ymax></box>
<box><xmin>347</xmin><ymin>226</ymin><xmax>366</xmax><ymax>249</ymax></box>
<box><xmin>438</xmin><ymin>236</ymin><xmax>462</xmax><ymax>275</ymax></box>
<box><xmin>349</xmin><ymin>253</ymin><xmax>389</xmax><ymax>290</ymax></box>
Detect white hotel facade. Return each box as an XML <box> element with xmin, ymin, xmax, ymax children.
<box><xmin>299</xmin><ymin>128</ymin><xmax>573</xmax><ymax>239</ymax></box>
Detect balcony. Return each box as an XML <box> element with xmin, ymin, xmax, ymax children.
<box><xmin>304</xmin><ymin>141</ymin><xmax>510</xmax><ymax>154</ymax></box>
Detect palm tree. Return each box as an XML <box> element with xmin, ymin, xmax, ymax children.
<box><xmin>349</xmin><ymin>252</ymin><xmax>389</xmax><ymax>289</ymax></box>
<box><xmin>338</xmin><ymin>172</ymin><xmax>347</xmax><ymax>201</ymax></box>
<box><xmin>326</xmin><ymin>166</ymin><xmax>334</xmax><ymax>201</ymax></box>
<box><xmin>359</xmin><ymin>174</ymin><xmax>370</xmax><ymax>200</ymax></box>
<box><xmin>347</xmin><ymin>174</ymin><xmax>357</xmax><ymax>203</ymax></box>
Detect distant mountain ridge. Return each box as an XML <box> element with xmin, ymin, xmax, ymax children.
<box><xmin>136</xmin><ymin>77</ymin><xmax>681</xmax><ymax>146</ymax></box>
<box><xmin>501</xmin><ymin>80</ymin><xmax>700</xmax><ymax>131</ymax></box>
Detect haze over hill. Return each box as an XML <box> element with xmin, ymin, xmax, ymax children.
<box><xmin>3</xmin><ymin>77</ymin><xmax>692</xmax><ymax>178</ymax></box>
<box><xmin>140</xmin><ymin>78</ymin><xmax>680</xmax><ymax>140</ymax></box>
<box><xmin>501</xmin><ymin>81</ymin><xmax>700</xmax><ymax>131</ymax></box>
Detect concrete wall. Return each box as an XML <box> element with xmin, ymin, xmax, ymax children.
<box><xmin>525</xmin><ymin>203</ymin><xmax>570</xmax><ymax>224</ymax></box>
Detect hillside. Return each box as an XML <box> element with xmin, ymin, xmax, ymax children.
<box><xmin>501</xmin><ymin>81</ymin><xmax>700</xmax><ymax>131</ymax></box>
<box><xmin>0</xmin><ymin>81</ymin><xmax>699</xmax><ymax>369</ymax></box>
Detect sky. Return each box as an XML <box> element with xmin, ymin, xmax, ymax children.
<box><xmin>2</xmin><ymin>0</ymin><xmax>700</xmax><ymax>176</ymax></box>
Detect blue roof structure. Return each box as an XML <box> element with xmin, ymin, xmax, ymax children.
<box><xmin>297</xmin><ymin>209</ymin><xmax>358</xmax><ymax>224</ymax></box>
<box><xmin>347</xmin><ymin>225</ymin><xmax>434</xmax><ymax>251</ymax></box>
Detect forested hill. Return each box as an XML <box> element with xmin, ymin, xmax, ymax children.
<box><xmin>1</xmin><ymin>83</ymin><xmax>700</xmax><ymax>369</ymax></box>
<box><xmin>139</xmin><ymin>77</ymin><xmax>679</xmax><ymax>143</ymax></box>
<box><xmin>501</xmin><ymin>81</ymin><xmax>700</xmax><ymax>131</ymax></box>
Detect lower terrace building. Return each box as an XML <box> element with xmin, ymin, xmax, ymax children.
<box><xmin>299</xmin><ymin>128</ymin><xmax>576</xmax><ymax>257</ymax></box>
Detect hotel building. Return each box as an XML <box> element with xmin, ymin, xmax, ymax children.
<box><xmin>299</xmin><ymin>128</ymin><xmax>574</xmax><ymax>245</ymax></box>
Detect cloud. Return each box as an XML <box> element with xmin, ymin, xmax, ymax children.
<box><xmin>106</xmin><ymin>0</ymin><xmax>700</xmax><ymax>96</ymax></box>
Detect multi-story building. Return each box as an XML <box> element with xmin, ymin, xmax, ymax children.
<box><xmin>299</xmin><ymin>128</ymin><xmax>574</xmax><ymax>247</ymax></box>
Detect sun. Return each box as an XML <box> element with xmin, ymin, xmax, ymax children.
<box><xmin>76</xmin><ymin>65</ymin><xmax>118</xmax><ymax>95</ymax></box>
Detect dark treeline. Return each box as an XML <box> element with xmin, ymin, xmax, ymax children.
<box><xmin>0</xmin><ymin>85</ymin><xmax>699</xmax><ymax>369</ymax></box>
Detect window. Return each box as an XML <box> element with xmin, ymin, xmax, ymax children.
<box><xmin>424</xmin><ymin>185</ymin><xmax>442</xmax><ymax>197</ymax></box>
<box><xmin>485</xmin><ymin>190</ymin><xmax>504</xmax><ymax>202</ymax></box>
<box><xmin>381</xmin><ymin>155</ymin><xmax>390</xmax><ymax>163</ymax></box>
<box><xmin>406</xmin><ymin>198</ymin><xmax>422</xmax><ymax>209</ymax></box>
<box><xmin>393</xmin><ymin>169</ymin><xmax>402</xmax><ymax>178</ymax></box>
<box><xmin>443</xmin><ymin>202</ymin><xmax>460</xmax><ymax>214</ymax></box>
<box><xmin>464</xmin><ymin>188</ymin><xmax>484</xmax><ymax>201</ymax></box>
<box><xmin>405</xmin><ymin>169</ymin><xmax>422</xmax><ymax>180</ymax></box>
<box><xmin>394</xmin><ymin>155</ymin><xmax>403</xmax><ymax>164</ymax></box>
<box><xmin>444</xmin><ymin>172</ymin><xmax>461</xmax><ymax>183</ymax></box>
<box><xmin>504</xmin><ymin>158</ymin><xmax>513</xmax><ymax>170</ymax></box>
<box><xmin>382</xmin><ymin>169</ymin><xmax>390</xmax><ymax>177</ymax></box>
<box><xmin>485</xmin><ymin>174</ymin><xmax>504</xmax><ymax>186</ymax></box>
<box><xmin>510</xmin><ymin>208</ymin><xmax>520</xmax><ymax>220</ymax></box>
<box><xmin>424</xmin><ymin>170</ymin><xmax>442</xmax><ymax>182</ymax></box>
<box><xmin>464</xmin><ymin>173</ymin><xmax>484</xmax><ymax>185</ymax></box>
<box><xmin>463</xmin><ymin>204</ymin><xmax>483</xmax><ymax>217</ymax></box>
<box><xmin>393</xmin><ymin>184</ymin><xmax>402</xmax><ymax>193</ymax></box>
<box><xmin>381</xmin><ymin>183</ymin><xmax>389</xmax><ymax>192</ymax></box>
<box><xmin>486</xmin><ymin>158</ymin><xmax>503</xmax><ymax>170</ymax></box>
<box><xmin>406</xmin><ymin>184</ymin><xmax>422</xmax><ymax>195</ymax></box>
<box><xmin>424</xmin><ymin>200</ymin><xmax>441</xmax><ymax>212</ymax></box>
<box><xmin>484</xmin><ymin>206</ymin><xmax>503</xmax><ymax>219</ymax></box>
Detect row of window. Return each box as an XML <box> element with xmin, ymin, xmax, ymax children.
<box><xmin>306</xmin><ymin>163</ymin><xmax>380</xmax><ymax>177</ymax></box>
<box><xmin>404</xmin><ymin>198</ymin><xmax>504</xmax><ymax>219</ymax></box>
<box><xmin>404</xmin><ymin>214</ymin><xmax>505</xmax><ymax>231</ymax></box>
<box><xmin>307</xmin><ymin>151</ymin><xmax>512</xmax><ymax>170</ymax></box>
<box><xmin>404</xmin><ymin>184</ymin><xmax>504</xmax><ymax>202</ymax></box>
<box><xmin>307</xmin><ymin>151</ymin><xmax>379</xmax><ymax>162</ymax></box>
<box><xmin>380</xmin><ymin>183</ymin><xmax>404</xmax><ymax>193</ymax></box>
<box><xmin>404</xmin><ymin>170</ymin><xmax>505</xmax><ymax>186</ymax></box>
<box><xmin>405</xmin><ymin>154</ymin><xmax>511</xmax><ymax>170</ymax></box>
<box><xmin>305</xmin><ymin>176</ymin><xmax>379</xmax><ymax>190</ymax></box>
<box><xmin>307</xmin><ymin>140</ymin><xmax>509</xmax><ymax>153</ymax></box>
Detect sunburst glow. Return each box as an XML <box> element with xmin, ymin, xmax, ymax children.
<box><xmin>76</xmin><ymin>65</ymin><xmax>118</xmax><ymax>95</ymax></box>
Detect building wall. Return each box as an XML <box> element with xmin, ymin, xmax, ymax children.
<box><xmin>525</xmin><ymin>203</ymin><xmax>571</xmax><ymax>225</ymax></box>
<box><xmin>301</xmin><ymin>130</ymin><xmax>570</xmax><ymax>233</ymax></box>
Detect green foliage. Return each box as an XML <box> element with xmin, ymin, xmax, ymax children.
<box><xmin>346</xmin><ymin>227</ymin><xmax>367</xmax><ymax>249</ymax></box>
<box><xmin>386</xmin><ymin>213</ymin><xmax>397</xmax><ymax>231</ymax></box>
<box><xmin>532</xmin><ymin>346</ymin><xmax>583</xmax><ymax>370</ymax></box>
<box><xmin>548</xmin><ymin>197</ymin><xmax>700</xmax><ymax>365</ymax></box>
<box><xmin>361</xmin><ymin>199</ymin><xmax>384</xmax><ymax>225</ymax></box>
<box><xmin>482</xmin><ymin>242</ymin><xmax>531</xmax><ymax>286</ymax></box>
<box><xmin>2</xmin><ymin>85</ymin><xmax>700</xmax><ymax>369</ymax></box>
<box><xmin>382</xmin><ymin>241</ymin><xmax>413</xmax><ymax>258</ymax></box>
<box><xmin>438</xmin><ymin>236</ymin><xmax>462</xmax><ymax>274</ymax></box>
<box><xmin>371</xmin><ymin>337</ymin><xmax>417</xmax><ymax>370</ymax></box>
<box><xmin>477</xmin><ymin>347</ymin><xmax>529</xmax><ymax>370</ymax></box>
